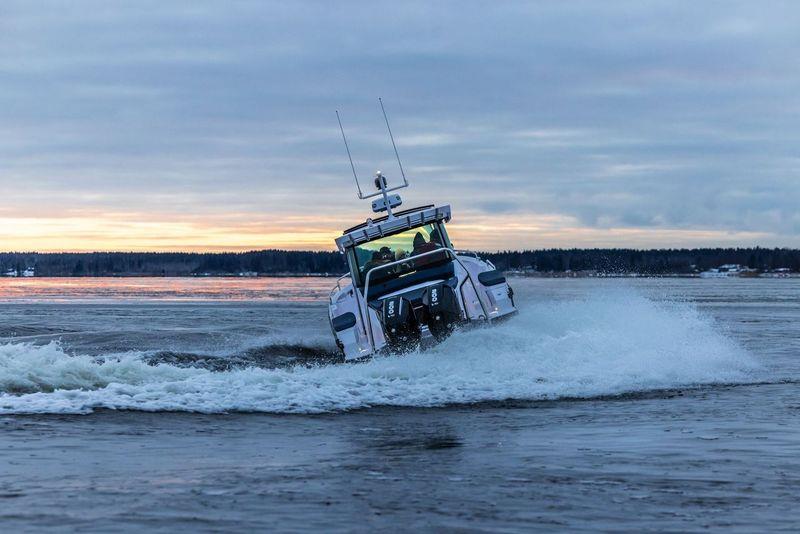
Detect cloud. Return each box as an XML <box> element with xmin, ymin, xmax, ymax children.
<box><xmin>0</xmin><ymin>0</ymin><xmax>798</xmax><ymax>250</ymax></box>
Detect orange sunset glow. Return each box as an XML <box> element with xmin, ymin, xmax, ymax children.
<box><xmin>0</xmin><ymin>211</ymin><xmax>776</xmax><ymax>253</ymax></box>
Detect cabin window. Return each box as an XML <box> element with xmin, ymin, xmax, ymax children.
<box><xmin>351</xmin><ymin>223</ymin><xmax>446</xmax><ymax>285</ymax></box>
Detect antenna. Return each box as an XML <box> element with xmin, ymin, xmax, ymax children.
<box><xmin>336</xmin><ymin>110</ymin><xmax>364</xmax><ymax>198</ymax></box>
<box><xmin>334</xmin><ymin>101</ymin><xmax>409</xmax><ymax>204</ymax></box>
<box><xmin>379</xmin><ymin>98</ymin><xmax>409</xmax><ymax>187</ymax></box>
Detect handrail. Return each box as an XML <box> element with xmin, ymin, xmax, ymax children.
<box><xmin>455</xmin><ymin>249</ymin><xmax>495</xmax><ymax>270</ymax></box>
<box><xmin>361</xmin><ymin>247</ymin><xmax>491</xmax><ymax>352</ymax></box>
<box><xmin>329</xmin><ymin>272</ymin><xmax>352</xmax><ymax>300</ymax></box>
<box><xmin>454</xmin><ymin>249</ymin><xmax>480</xmax><ymax>259</ymax></box>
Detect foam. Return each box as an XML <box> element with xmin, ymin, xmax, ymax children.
<box><xmin>0</xmin><ymin>288</ymin><xmax>759</xmax><ymax>414</ymax></box>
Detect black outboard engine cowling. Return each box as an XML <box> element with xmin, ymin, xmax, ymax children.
<box><xmin>424</xmin><ymin>282</ymin><xmax>461</xmax><ymax>340</ymax></box>
<box><xmin>381</xmin><ymin>296</ymin><xmax>419</xmax><ymax>350</ymax></box>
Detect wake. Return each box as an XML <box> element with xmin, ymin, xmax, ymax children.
<box><xmin>0</xmin><ymin>288</ymin><xmax>759</xmax><ymax>414</ymax></box>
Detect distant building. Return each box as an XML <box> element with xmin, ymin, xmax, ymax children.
<box><xmin>699</xmin><ymin>264</ymin><xmax>756</xmax><ymax>278</ymax></box>
<box><xmin>762</xmin><ymin>268</ymin><xmax>794</xmax><ymax>278</ymax></box>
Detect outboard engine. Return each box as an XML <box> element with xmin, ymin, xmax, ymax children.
<box><xmin>423</xmin><ymin>282</ymin><xmax>462</xmax><ymax>340</ymax></box>
<box><xmin>381</xmin><ymin>295</ymin><xmax>418</xmax><ymax>350</ymax></box>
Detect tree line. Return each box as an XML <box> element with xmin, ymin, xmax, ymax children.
<box><xmin>0</xmin><ymin>248</ymin><xmax>798</xmax><ymax>277</ymax></box>
<box><xmin>483</xmin><ymin>247</ymin><xmax>800</xmax><ymax>274</ymax></box>
<box><xmin>0</xmin><ymin>250</ymin><xmax>347</xmax><ymax>277</ymax></box>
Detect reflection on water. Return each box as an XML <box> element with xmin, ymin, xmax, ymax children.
<box><xmin>0</xmin><ymin>277</ymin><xmax>336</xmax><ymax>303</ymax></box>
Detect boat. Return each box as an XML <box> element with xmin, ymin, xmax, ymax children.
<box><xmin>328</xmin><ymin>102</ymin><xmax>517</xmax><ymax>360</ymax></box>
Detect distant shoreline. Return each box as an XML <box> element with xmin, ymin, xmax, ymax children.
<box><xmin>1</xmin><ymin>273</ymin><xmax>797</xmax><ymax>279</ymax></box>
<box><xmin>0</xmin><ymin>273</ymin><xmax>343</xmax><ymax>279</ymax></box>
<box><xmin>1</xmin><ymin>248</ymin><xmax>798</xmax><ymax>278</ymax></box>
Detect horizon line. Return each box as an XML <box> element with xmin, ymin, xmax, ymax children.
<box><xmin>2</xmin><ymin>245</ymin><xmax>799</xmax><ymax>255</ymax></box>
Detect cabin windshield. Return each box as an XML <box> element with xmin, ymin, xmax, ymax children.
<box><xmin>351</xmin><ymin>223</ymin><xmax>447</xmax><ymax>285</ymax></box>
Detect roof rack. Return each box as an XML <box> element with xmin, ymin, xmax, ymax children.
<box><xmin>335</xmin><ymin>205</ymin><xmax>451</xmax><ymax>253</ymax></box>
<box><xmin>342</xmin><ymin>205</ymin><xmax>434</xmax><ymax>235</ymax></box>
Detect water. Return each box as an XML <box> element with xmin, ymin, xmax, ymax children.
<box><xmin>1</xmin><ymin>277</ymin><xmax>798</xmax><ymax>531</ymax></box>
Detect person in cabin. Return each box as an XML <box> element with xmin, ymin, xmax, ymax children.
<box><xmin>429</xmin><ymin>228</ymin><xmax>443</xmax><ymax>247</ymax></box>
<box><xmin>364</xmin><ymin>246</ymin><xmax>396</xmax><ymax>277</ymax></box>
<box><xmin>411</xmin><ymin>229</ymin><xmax>444</xmax><ymax>269</ymax></box>
<box><xmin>413</xmin><ymin>231</ymin><xmax>441</xmax><ymax>255</ymax></box>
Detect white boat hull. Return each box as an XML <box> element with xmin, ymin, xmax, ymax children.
<box><xmin>328</xmin><ymin>251</ymin><xmax>516</xmax><ymax>360</ymax></box>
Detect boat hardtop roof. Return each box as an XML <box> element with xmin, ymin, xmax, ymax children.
<box><xmin>335</xmin><ymin>204</ymin><xmax>451</xmax><ymax>253</ymax></box>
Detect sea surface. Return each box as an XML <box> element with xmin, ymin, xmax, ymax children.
<box><xmin>0</xmin><ymin>277</ymin><xmax>798</xmax><ymax>532</ymax></box>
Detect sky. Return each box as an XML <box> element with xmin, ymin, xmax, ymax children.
<box><xmin>1</xmin><ymin>1</ymin><xmax>799</xmax><ymax>252</ymax></box>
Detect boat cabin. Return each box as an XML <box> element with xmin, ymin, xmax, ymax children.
<box><xmin>335</xmin><ymin>205</ymin><xmax>455</xmax><ymax>300</ymax></box>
